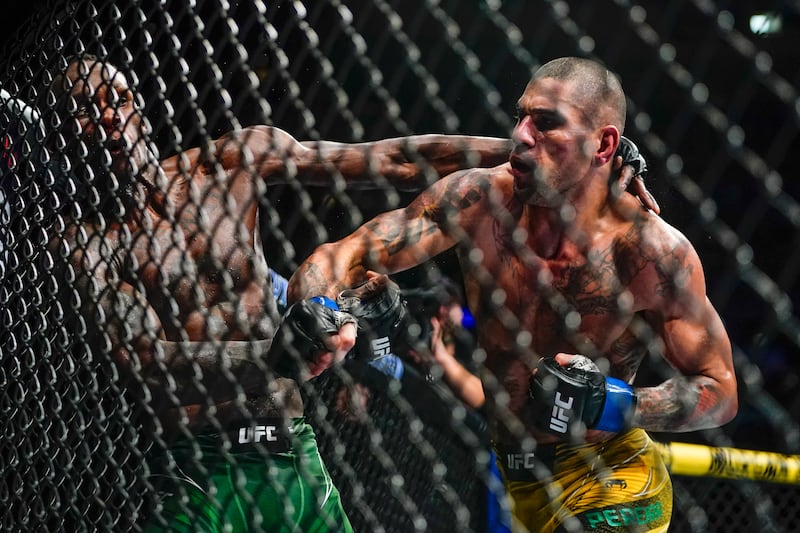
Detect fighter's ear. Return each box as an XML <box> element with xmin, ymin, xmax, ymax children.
<box><xmin>595</xmin><ymin>126</ymin><xmax>620</xmax><ymax>166</ymax></box>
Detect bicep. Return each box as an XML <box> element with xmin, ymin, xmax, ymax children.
<box><xmin>654</xmin><ymin>247</ymin><xmax>735</xmax><ymax>391</ymax></box>
<box><xmin>660</xmin><ymin>297</ymin><xmax>733</xmax><ymax>382</ymax></box>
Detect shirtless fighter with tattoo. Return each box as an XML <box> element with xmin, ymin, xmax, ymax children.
<box><xmin>45</xmin><ymin>51</ymin><xmax>657</xmax><ymax>531</ymax></box>
<box><xmin>45</xmin><ymin>54</ymin><xmax>516</xmax><ymax>532</ymax></box>
<box><xmin>288</xmin><ymin>57</ymin><xmax>737</xmax><ymax>532</ymax></box>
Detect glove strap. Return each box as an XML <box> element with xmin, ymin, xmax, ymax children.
<box><xmin>594</xmin><ymin>377</ymin><xmax>636</xmax><ymax>432</ymax></box>
<box><xmin>309</xmin><ymin>295</ymin><xmax>339</xmax><ymax>310</ymax></box>
<box><xmin>368</xmin><ymin>354</ymin><xmax>405</xmax><ymax>380</ymax></box>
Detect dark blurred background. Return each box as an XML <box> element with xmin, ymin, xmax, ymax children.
<box><xmin>2</xmin><ymin>0</ymin><xmax>799</xmax><ymax>448</ymax></box>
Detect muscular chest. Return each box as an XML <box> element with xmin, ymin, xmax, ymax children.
<box><xmin>129</xmin><ymin>206</ymin><xmax>258</xmax><ymax>303</ymax></box>
<box><xmin>525</xmin><ymin>256</ymin><xmax>624</xmax><ymax>344</ymax></box>
<box><xmin>466</xmin><ymin>226</ymin><xmax>636</xmax><ymax>356</ymax></box>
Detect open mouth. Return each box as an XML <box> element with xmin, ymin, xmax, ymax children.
<box><xmin>107</xmin><ymin>137</ymin><xmax>126</xmax><ymax>157</ymax></box>
<box><xmin>510</xmin><ymin>158</ymin><xmax>531</xmax><ymax>174</ymax></box>
<box><xmin>509</xmin><ymin>156</ymin><xmax>535</xmax><ymax>179</ymax></box>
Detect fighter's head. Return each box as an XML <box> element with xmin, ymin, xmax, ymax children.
<box><xmin>49</xmin><ymin>54</ymin><xmax>153</xmax><ymax>212</ymax></box>
<box><xmin>509</xmin><ymin>57</ymin><xmax>626</xmax><ymax>207</ymax></box>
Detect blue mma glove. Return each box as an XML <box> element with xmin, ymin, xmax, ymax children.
<box><xmin>267</xmin><ymin>297</ymin><xmax>356</xmax><ymax>380</ymax></box>
<box><xmin>528</xmin><ymin>355</ymin><xmax>636</xmax><ymax>436</ymax></box>
<box><xmin>616</xmin><ymin>136</ymin><xmax>647</xmax><ymax>180</ymax></box>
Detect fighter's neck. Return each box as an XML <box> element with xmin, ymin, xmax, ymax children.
<box><xmin>523</xmin><ymin>199</ymin><xmax>609</xmax><ymax>258</ymax></box>
<box><xmin>526</xmin><ymin>177</ymin><xmax>613</xmax><ymax>229</ymax></box>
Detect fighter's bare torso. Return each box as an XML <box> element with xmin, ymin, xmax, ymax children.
<box><xmin>68</xmin><ymin>140</ymin><xmax>279</xmax><ymax>343</ymax></box>
<box><xmin>136</xmin><ymin>145</ymin><xmax>277</xmax><ymax>342</ymax></box>
<box><xmin>56</xmin><ymin>136</ymin><xmax>295</xmax><ymax>425</ymax></box>
<box><xmin>428</xmin><ymin>165</ymin><xmax>684</xmax><ymax>442</ymax></box>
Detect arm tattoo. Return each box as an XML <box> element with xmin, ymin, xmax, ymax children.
<box><xmin>635</xmin><ymin>376</ymin><xmax>726</xmax><ymax>432</ymax></box>
<box><xmin>614</xmin><ymin>224</ymin><xmax>691</xmax><ymax>300</ymax></box>
<box><xmin>364</xmin><ymin>218</ymin><xmax>410</xmax><ymax>257</ymax></box>
<box><xmin>653</xmin><ymin>251</ymin><xmax>692</xmax><ymax>300</ymax></box>
<box><xmin>367</xmin><ymin>176</ymin><xmax>485</xmax><ymax>257</ymax></box>
<box><xmin>426</xmin><ymin>171</ymin><xmax>487</xmax><ymax>226</ymax></box>
<box><xmin>297</xmin><ymin>262</ymin><xmax>340</xmax><ymax>296</ymax></box>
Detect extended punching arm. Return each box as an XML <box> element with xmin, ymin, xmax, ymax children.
<box><xmin>528</xmin><ymin>356</ymin><xmax>637</xmax><ymax>436</ymax></box>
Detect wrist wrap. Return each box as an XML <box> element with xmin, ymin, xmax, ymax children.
<box><xmin>616</xmin><ymin>136</ymin><xmax>647</xmax><ymax>179</ymax></box>
<box><xmin>593</xmin><ymin>376</ymin><xmax>637</xmax><ymax>432</ymax></box>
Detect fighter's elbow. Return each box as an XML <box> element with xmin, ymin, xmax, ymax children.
<box><xmin>717</xmin><ymin>364</ymin><xmax>739</xmax><ymax>424</ymax></box>
<box><xmin>717</xmin><ymin>388</ymin><xmax>739</xmax><ymax>426</ymax></box>
<box><xmin>383</xmin><ymin>161</ymin><xmax>430</xmax><ymax>192</ymax></box>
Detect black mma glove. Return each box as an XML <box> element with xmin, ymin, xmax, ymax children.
<box><xmin>336</xmin><ymin>275</ymin><xmax>411</xmax><ymax>379</ymax></box>
<box><xmin>267</xmin><ymin>296</ymin><xmax>357</xmax><ymax>380</ymax></box>
<box><xmin>528</xmin><ymin>356</ymin><xmax>636</xmax><ymax>436</ymax></box>
<box><xmin>616</xmin><ymin>136</ymin><xmax>647</xmax><ymax>180</ymax></box>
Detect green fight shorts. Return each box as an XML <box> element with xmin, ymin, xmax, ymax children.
<box><xmin>495</xmin><ymin>428</ymin><xmax>672</xmax><ymax>533</ymax></box>
<box><xmin>145</xmin><ymin>417</ymin><xmax>353</xmax><ymax>533</ymax></box>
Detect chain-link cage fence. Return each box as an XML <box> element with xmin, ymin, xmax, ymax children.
<box><xmin>1</xmin><ymin>0</ymin><xmax>799</xmax><ymax>532</ymax></box>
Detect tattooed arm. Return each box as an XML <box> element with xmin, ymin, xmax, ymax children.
<box><xmin>287</xmin><ymin>169</ymin><xmax>485</xmax><ymax>301</ymax></box>
<box><xmin>219</xmin><ymin>126</ymin><xmax>511</xmax><ymax>191</ymax></box>
<box><xmin>216</xmin><ymin>126</ymin><xmax>662</xmax><ymax>210</ymax></box>
<box><xmin>631</xmin><ymin>236</ymin><xmax>737</xmax><ymax>432</ymax></box>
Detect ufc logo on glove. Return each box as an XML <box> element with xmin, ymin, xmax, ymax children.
<box><xmin>371</xmin><ymin>336</ymin><xmax>392</xmax><ymax>357</ymax></box>
<box><xmin>549</xmin><ymin>393</ymin><xmax>575</xmax><ymax>434</ymax></box>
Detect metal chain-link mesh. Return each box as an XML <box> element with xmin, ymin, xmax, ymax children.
<box><xmin>1</xmin><ymin>1</ymin><xmax>799</xmax><ymax>532</ymax></box>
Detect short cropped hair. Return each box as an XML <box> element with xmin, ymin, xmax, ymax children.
<box><xmin>533</xmin><ymin>57</ymin><xmax>626</xmax><ymax>131</ymax></box>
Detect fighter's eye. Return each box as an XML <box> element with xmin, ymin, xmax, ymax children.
<box><xmin>534</xmin><ymin>117</ymin><xmax>558</xmax><ymax>131</ymax></box>
<box><xmin>113</xmin><ymin>91</ymin><xmax>130</xmax><ymax>107</ymax></box>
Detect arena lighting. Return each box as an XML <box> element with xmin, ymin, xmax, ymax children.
<box><xmin>749</xmin><ymin>12</ymin><xmax>783</xmax><ymax>35</ymax></box>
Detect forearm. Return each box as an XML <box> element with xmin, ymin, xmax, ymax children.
<box><xmin>436</xmin><ymin>354</ymin><xmax>485</xmax><ymax>410</ymax></box>
<box><xmin>633</xmin><ymin>374</ymin><xmax>737</xmax><ymax>432</ymax></box>
<box><xmin>370</xmin><ymin>134</ymin><xmax>511</xmax><ymax>189</ymax></box>
<box><xmin>297</xmin><ymin>134</ymin><xmax>511</xmax><ymax>191</ymax></box>
<box><xmin>637</xmin><ymin>299</ymin><xmax>738</xmax><ymax>432</ymax></box>
<box><xmin>288</xmin><ymin>242</ymin><xmax>372</xmax><ymax>303</ymax></box>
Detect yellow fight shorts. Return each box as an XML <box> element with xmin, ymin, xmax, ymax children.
<box><xmin>495</xmin><ymin>428</ymin><xmax>672</xmax><ymax>532</ymax></box>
